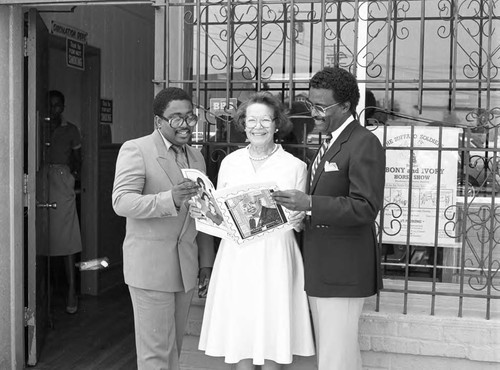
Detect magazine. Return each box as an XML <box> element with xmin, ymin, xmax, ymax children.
<box><xmin>181</xmin><ymin>169</ymin><xmax>294</xmax><ymax>245</ymax></box>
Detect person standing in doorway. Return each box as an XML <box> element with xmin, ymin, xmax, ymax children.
<box><xmin>272</xmin><ymin>67</ymin><xmax>386</xmax><ymax>370</ymax></box>
<box><xmin>42</xmin><ymin>90</ymin><xmax>82</xmax><ymax>314</ymax></box>
<box><xmin>112</xmin><ymin>87</ymin><xmax>214</xmax><ymax>370</ymax></box>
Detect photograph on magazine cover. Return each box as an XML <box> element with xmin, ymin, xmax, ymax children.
<box><xmin>181</xmin><ymin>168</ymin><xmax>228</xmax><ymax>240</ymax></box>
<box><xmin>224</xmin><ymin>189</ymin><xmax>288</xmax><ymax>240</ymax></box>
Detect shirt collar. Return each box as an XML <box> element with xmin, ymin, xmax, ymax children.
<box><xmin>327</xmin><ymin>117</ymin><xmax>355</xmax><ymax>149</ymax></box>
<box><xmin>158</xmin><ymin>129</ymin><xmax>184</xmax><ymax>152</ymax></box>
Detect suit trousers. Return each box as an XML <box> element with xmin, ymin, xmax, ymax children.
<box><xmin>308</xmin><ymin>296</ymin><xmax>365</xmax><ymax>370</ymax></box>
<box><xmin>129</xmin><ymin>286</ymin><xmax>194</xmax><ymax>370</ymax></box>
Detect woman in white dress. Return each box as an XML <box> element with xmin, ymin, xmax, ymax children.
<box><xmin>195</xmin><ymin>92</ymin><xmax>315</xmax><ymax>370</ymax></box>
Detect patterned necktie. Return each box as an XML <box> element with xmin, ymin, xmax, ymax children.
<box><xmin>310</xmin><ymin>138</ymin><xmax>331</xmax><ymax>188</ymax></box>
<box><xmin>171</xmin><ymin>145</ymin><xmax>189</xmax><ymax>169</ymax></box>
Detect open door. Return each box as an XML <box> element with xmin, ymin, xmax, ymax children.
<box><xmin>25</xmin><ymin>8</ymin><xmax>51</xmax><ymax>366</ymax></box>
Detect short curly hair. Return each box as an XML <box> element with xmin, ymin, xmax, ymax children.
<box><xmin>49</xmin><ymin>90</ymin><xmax>65</xmax><ymax>106</ymax></box>
<box><xmin>310</xmin><ymin>67</ymin><xmax>360</xmax><ymax>117</ymax></box>
<box><xmin>153</xmin><ymin>87</ymin><xmax>192</xmax><ymax>116</ymax></box>
<box><xmin>233</xmin><ymin>92</ymin><xmax>292</xmax><ymax>138</ymax></box>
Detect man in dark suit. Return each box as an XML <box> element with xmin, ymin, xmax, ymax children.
<box><xmin>241</xmin><ymin>195</ymin><xmax>281</xmax><ymax>235</ymax></box>
<box><xmin>112</xmin><ymin>87</ymin><xmax>214</xmax><ymax>370</ymax></box>
<box><xmin>272</xmin><ymin>67</ymin><xmax>385</xmax><ymax>370</ymax></box>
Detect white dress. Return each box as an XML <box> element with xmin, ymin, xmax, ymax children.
<box><xmin>198</xmin><ymin>145</ymin><xmax>315</xmax><ymax>365</ymax></box>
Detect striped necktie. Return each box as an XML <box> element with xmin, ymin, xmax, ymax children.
<box><xmin>171</xmin><ymin>145</ymin><xmax>189</xmax><ymax>169</ymax></box>
<box><xmin>310</xmin><ymin>138</ymin><xmax>331</xmax><ymax>187</ymax></box>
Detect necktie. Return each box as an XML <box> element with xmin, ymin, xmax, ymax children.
<box><xmin>171</xmin><ymin>145</ymin><xmax>189</xmax><ymax>169</ymax></box>
<box><xmin>249</xmin><ymin>218</ymin><xmax>256</xmax><ymax>229</ymax></box>
<box><xmin>310</xmin><ymin>138</ymin><xmax>331</xmax><ymax>188</ymax></box>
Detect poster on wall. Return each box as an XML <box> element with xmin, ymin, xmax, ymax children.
<box><xmin>66</xmin><ymin>38</ymin><xmax>85</xmax><ymax>71</ymax></box>
<box><xmin>373</xmin><ymin>126</ymin><xmax>461</xmax><ymax>248</ymax></box>
<box><xmin>100</xmin><ymin>99</ymin><xmax>113</xmax><ymax>124</ymax></box>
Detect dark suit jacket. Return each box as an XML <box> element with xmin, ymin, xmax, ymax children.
<box><xmin>258</xmin><ymin>206</ymin><xmax>281</xmax><ymax>227</ymax></box>
<box><xmin>304</xmin><ymin>120</ymin><xmax>386</xmax><ymax>298</ymax></box>
<box><xmin>249</xmin><ymin>206</ymin><xmax>281</xmax><ymax>234</ymax></box>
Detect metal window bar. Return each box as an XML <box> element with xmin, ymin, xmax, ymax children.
<box><xmin>157</xmin><ymin>0</ymin><xmax>500</xmax><ymax>320</ymax></box>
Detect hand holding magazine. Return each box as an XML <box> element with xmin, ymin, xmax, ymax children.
<box><xmin>182</xmin><ymin>169</ymin><xmax>295</xmax><ymax>245</ymax></box>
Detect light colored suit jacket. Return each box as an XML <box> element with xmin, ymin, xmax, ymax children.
<box><xmin>112</xmin><ymin>130</ymin><xmax>212</xmax><ymax>292</ymax></box>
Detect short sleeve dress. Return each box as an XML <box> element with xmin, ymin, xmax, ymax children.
<box><xmin>198</xmin><ymin>145</ymin><xmax>315</xmax><ymax>365</ymax></box>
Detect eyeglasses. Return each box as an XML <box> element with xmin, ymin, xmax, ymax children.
<box><xmin>158</xmin><ymin>114</ymin><xmax>198</xmax><ymax>128</ymax></box>
<box><xmin>304</xmin><ymin>99</ymin><xmax>341</xmax><ymax>118</ymax></box>
<box><xmin>245</xmin><ymin>116</ymin><xmax>275</xmax><ymax>128</ymax></box>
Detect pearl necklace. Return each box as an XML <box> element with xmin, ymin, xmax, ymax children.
<box><xmin>247</xmin><ymin>144</ymin><xmax>279</xmax><ymax>161</ymax></box>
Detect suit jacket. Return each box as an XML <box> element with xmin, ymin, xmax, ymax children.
<box><xmin>258</xmin><ymin>206</ymin><xmax>281</xmax><ymax>228</ymax></box>
<box><xmin>249</xmin><ymin>206</ymin><xmax>281</xmax><ymax>234</ymax></box>
<box><xmin>112</xmin><ymin>130</ymin><xmax>213</xmax><ymax>293</ymax></box>
<box><xmin>304</xmin><ymin>120</ymin><xmax>386</xmax><ymax>298</ymax></box>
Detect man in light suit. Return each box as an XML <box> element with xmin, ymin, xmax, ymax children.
<box><xmin>273</xmin><ymin>67</ymin><xmax>385</xmax><ymax>370</ymax></box>
<box><xmin>112</xmin><ymin>87</ymin><xmax>214</xmax><ymax>370</ymax></box>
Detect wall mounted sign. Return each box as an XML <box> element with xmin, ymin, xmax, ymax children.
<box><xmin>51</xmin><ymin>21</ymin><xmax>88</xmax><ymax>44</ymax></box>
<box><xmin>100</xmin><ymin>99</ymin><xmax>113</xmax><ymax>124</ymax></box>
<box><xmin>210</xmin><ymin>98</ymin><xmax>237</xmax><ymax>116</ymax></box>
<box><xmin>66</xmin><ymin>38</ymin><xmax>85</xmax><ymax>71</ymax></box>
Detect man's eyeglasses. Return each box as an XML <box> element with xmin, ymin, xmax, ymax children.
<box><xmin>304</xmin><ymin>99</ymin><xmax>341</xmax><ymax>118</ymax></box>
<box><xmin>245</xmin><ymin>116</ymin><xmax>275</xmax><ymax>128</ymax></box>
<box><xmin>157</xmin><ymin>114</ymin><xmax>198</xmax><ymax>128</ymax></box>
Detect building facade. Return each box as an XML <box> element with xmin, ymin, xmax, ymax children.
<box><xmin>0</xmin><ymin>1</ymin><xmax>499</xmax><ymax>369</ymax></box>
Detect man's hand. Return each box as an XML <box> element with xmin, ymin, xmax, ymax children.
<box><xmin>198</xmin><ymin>267</ymin><xmax>212</xmax><ymax>298</ymax></box>
<box><xmin>172</xmin><ymin>178</ymin><xmax>199</xmax><ymax>209</ymax></box>
<box><xmin>272</xmin><ymin>189</ymin><xmax>311</xmax><ymax>212</ymax></box>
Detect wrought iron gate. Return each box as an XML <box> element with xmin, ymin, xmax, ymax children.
<box><xmin>154</xmin><ymin>0</ymin><xmax>499</xmax><ymax>319</ymax></box>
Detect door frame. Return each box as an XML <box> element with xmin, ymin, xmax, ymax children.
<box><xmin>0</xmin><ymin>5</ymin><xmax>25</xmax><ymax>369</ymax></box>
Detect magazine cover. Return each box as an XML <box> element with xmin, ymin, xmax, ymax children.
<box><xmin>182</xmin><ymin>169</ymin><xmax>294</xmax><ymax>244</ymax></box>
<box><xmin>181</xmin><ymin>169</ymin><xmax>228</xmax><ymax>240</ymax></box>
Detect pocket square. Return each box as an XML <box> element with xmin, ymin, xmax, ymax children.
<box><xmin>324</xmin><ymin>161</ymin><xmax>339</xmax><ymax>172</ymax></box>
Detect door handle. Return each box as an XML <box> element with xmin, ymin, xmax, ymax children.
<box><xmin>37</xmin><ymin>202</ymin><xmax>57</xmax><ymax>209</ymax></box>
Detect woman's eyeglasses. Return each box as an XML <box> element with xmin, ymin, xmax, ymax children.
<box><xmin>157</xmin><ymin>114</ymin><xmax>198</xmax><ymax>128</ymax></box>
<box><xmin>304</xmin><ymin>99</ymin><xmax>341</xmax><ymax>118</ymax></box>
<box><xmin>245</xmin><ymin>116</ymin><xmax>275</xmax><ymax>128</ymax></box>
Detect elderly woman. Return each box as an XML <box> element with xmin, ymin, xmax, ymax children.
<box><xmin>196</xmin><ymin>92</ymin><xmax>315</xmax><ymax>370</ymax></box>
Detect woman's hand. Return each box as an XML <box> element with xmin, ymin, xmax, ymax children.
<box><xmin>188</xmin><ymin>198</ymin><xmax>206</xmax><ymax>219</ymax></box>
<box><xmin>288</xmin><ymin>210</ymin><xmax>306</xmax><ymax>232</ymax></box>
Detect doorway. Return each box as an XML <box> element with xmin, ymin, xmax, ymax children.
<box><xmin>1</xmin><ymin>3</ymin><xmax>156</xmax><ymax>368</ymax></box>
<box><xmin>24</xmin><ymin>11</ymin><xmax>101</xmax><ymax>365</ymax></box>
<box><xmin>46</xmin><ymin>32</ymin><xmax>101</xmax><ymax>296</ymax></box>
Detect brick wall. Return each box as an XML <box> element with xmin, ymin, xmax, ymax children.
<box><xmin>359</xmin><ymin>311</ymin><xmax>500</xmax><ymax>369</ymax></box>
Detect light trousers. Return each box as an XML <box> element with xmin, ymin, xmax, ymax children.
<box><xmin>308</xmin><ymin>296</ymin><xmax>365</xmax><ymax>370</ymax></box>
<box><xmin>129</xmin><ymin>286</ymin><xmax>194</xmax><ymax>370</ymax></box>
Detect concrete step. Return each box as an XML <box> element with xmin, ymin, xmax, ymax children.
<box><xmin>183</xmin><ymin>296</ymin><xmax>317</xmax><ymax>369</ymax></box>
<box><xmin>181</xmin><ymin>335</ymin><xmax>317</xmax><ymax>370</ymax></box>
